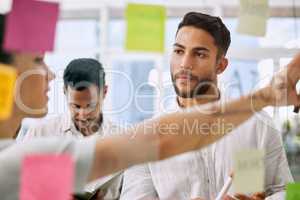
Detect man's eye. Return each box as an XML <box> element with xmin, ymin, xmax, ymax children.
<box><xmin>34</xmin><ymin>57</ymin><xmax>44</xmax><ymax>63</ymax></box>
<box><xmin>71</xmin><ymin>104</ymin><xmax>80</xmax><ymax>109</ymax></box>
<box><xmin>174</xmin><ymin>49</ymin><xmax>183</xmax><ymax>54</ymax></box>
<box><xmin>196</xmin><ymin>52</ymin><xmax>207</xmax><ymax>58</ymax></box>
<box><xmin>88</xmin><ymin>104</ymin><xmax>97</xmax><ymax>109</ymax></box>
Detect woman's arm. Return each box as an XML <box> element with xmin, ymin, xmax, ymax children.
<box><xmin>88</xmin><ymin>52</ymin><xmax>300</xmax><ymax>181</ymax></box>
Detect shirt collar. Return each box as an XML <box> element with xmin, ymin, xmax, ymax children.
<box><xmin>174</xmin><ymin>90</ymin><xmax>222</xmax><ymax>110</ymax></box>
<box><xmin>62</xmin><ymin>112</ymin><xmax>106</xmax><ymax>137</ymax></box>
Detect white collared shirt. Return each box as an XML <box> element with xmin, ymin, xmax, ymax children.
<box><xmin>121</xmin><ymin>100</ymin><xmax>293</xmax><ymax>200</ymax></box>
<box><xmin>18</xmin><ymin>113</ymin><xmax>123</xmax><ymax>199</ymax></box>
<box><xmin>19</xmin><ymin>113</ymin><xmax>120</xmax><ymax>139</ymax></box>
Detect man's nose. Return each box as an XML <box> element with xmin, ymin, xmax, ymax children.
<box><xmin>180</xmin><ymin>54</ymin><xmax>193</xmax><ymax>70</ymax></box>
<box><xmin>77</xmin><ymin>108</ymin><xmax>89</xmax><ymax>120</ymax></box>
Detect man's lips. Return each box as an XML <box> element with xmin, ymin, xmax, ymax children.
<box><xmin>176</xmin><ymin>74</ymin><xmax>197</xmax><ymax>81</ymax></box>
<box><xmin>76</xmin><ymin>120</ymin><xmax>95</xmax><ymax>126</ymax></box>
<box><xmin>77</xmin><ymin>121</ymin><xmax>89</xmax><ymax>125</ymax></box>
<box><xmin>177</xmin><ymin>75</ymin><xmax>189</xmax><ymax>80</ymax></box>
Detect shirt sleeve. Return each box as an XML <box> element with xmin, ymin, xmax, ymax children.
<box><xmin>120</xmin><ymin>164</ymin><xmax>158</xmax><ymax>200</ymax></box>
<box><xmin>0</xmin><ymin>136</ymin><xmax>96</xmax><ymax>199</ymax></box>
<box><xmin>258</xmin><ymin>115</ymin><xmax>294</xmax><ymax>197</ymax></box>
<box><xmin>17</xmin><ymin>125</ymin><xmax>39</xmax><ymax>141</ymax></box>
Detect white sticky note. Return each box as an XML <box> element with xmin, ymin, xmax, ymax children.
<box><xmin>233</xmin><ymin>149</ymin><xmax>265</xmax><ymax>194</ymax></box>
<box><xmin>237</xmin><ymin>0</ymin><xmax>269</xmax><ymax>37</ymax></box>
<box><xmin>0</xmin><ymin>0</ymin><xmax>13</xmax><ymax>14</ymax></box>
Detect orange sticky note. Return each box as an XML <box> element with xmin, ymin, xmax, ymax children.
<box><xmin>20</xmin><ymin>154</ymin><xmax>74</xmax><ymax>200</ymax></box>
<box><xmin>0</xmin><ymin>64</ymin><xmax>16</xmax><ymax>120</ymax></box>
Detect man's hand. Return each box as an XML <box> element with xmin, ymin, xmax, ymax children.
<box><xmin>223</xmin><ymin>192</ymin><xmax>265</xmax><ymax>200</ymax></box>
<box><xmin>256</xmin><ymin>52</ymin><xmax>300</xmax><ymax>107</ymax></box>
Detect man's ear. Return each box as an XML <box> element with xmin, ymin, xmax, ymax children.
<box><xmin>216</xmin><ymin>57</ymin><xmax>228</xmax><ymax>75</ymax></box>
<box><xmin>103</xmin><ymin>85</ymin><xmax>108</xmax><ymax>99</ymax></box>
<box><xmin>63</xmin><ymin>86</ymin><xmax>67</xmax><ymax>95</ymax></box>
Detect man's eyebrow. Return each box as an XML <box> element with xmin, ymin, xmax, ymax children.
<box><xmin>193</xmin><ymin>47</ymin><xmax>210</xmax><ymax>52</ymax></box>
<box><xmin>173</xmin><ymin>43</ymin><xmax>185</xmax><ymax>49</ymax></box>
<box><xmin>173</xmin><ymin>43</ymin><xmax>210</xmax><ymax>52</ymax></box>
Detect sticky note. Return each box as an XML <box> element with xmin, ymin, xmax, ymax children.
<box><xmin>237</xmin><ymin>0</ymin><xmax>269</xmax><ymax>37</ymax></box>
<box><xmin>0</xmin><ymin>0</ymin><xmax>13</xmax><ymax>14</ymax></box>
<box><xmin>20</xmin><ymin>154</ymin><xmax>74</xmax><ymax>200</ymax></box>
<box><xmin>125</xmin><ymin>3</ymin><xmax>166</xmax><ymax>53</ymax></box>
<box><xmin>233</xmin><ymin>149</ymin><xmax>265</xmax><ymax>194</ymax></box>
<box><xmin>286</xmin><ymin>183</ymin><xmax>300</xmax><ymax>200</ymax></box>
<box><xmin>0</xmin><ymin>64</ymin><xmax>16</xmax><ymax>120</ymax></box>
<box><xmin>4</xmin><ymin>0</ymin><xmax>59</xmax><ymax>53</ymax></box>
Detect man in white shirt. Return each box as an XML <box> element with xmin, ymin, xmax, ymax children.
<box><xmin>18</xmin><ymin>58</ymin><xmax>123</xmax><ymax>200</ymax></box>
<box><xmin>120</xmin><ymin>12</ymin><xmax>293</xmax><ymax>200</ymax></box>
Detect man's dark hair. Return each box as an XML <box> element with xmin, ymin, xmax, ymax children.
<box><xmin>177</xmin><ymin>12</ymin><xmax>231</xmax><ymax>58</ymax></box>
<box><xmin>63</xmin><ymin>58</ymin><xmax>106</xmax><ymax>92</ymax></box>
<box><xmin>0</xmin><ymin>14</ymin><xmax>14</xmax><ymax>64</ymax></box>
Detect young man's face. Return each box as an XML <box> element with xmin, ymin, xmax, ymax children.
<box><xmin>12</xmin><ymin>52</ymin><xmax>55</xmax><ymax>117</ymax></box>
<box><xmin>66</xmin><ymin>84</ymin><xmax>107</xmax><ymax>136</ymax></box>
<box><xmin>170</xmin><ymin>26</ymin><xmax>227</xmax><ymax>98</ymax></box>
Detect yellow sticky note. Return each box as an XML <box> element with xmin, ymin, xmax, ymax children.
<box><xmin>237</xmin><ymin>0</ymin><xmax>269</xmax><ymax>37</ymax></box>
<box><xmin>233</xmin><ymin>149</ymin><xmax>265</xmax><ymax>194</ymax></box>
<box><xmin>0</xmin><ymin>64</ymin><xmax>17</xmax><ymax>120</ymax></box>
<box><xmin>125</xmin><ymin>3</ymin><xmax>166</xmax><ymax>53</ymax></box>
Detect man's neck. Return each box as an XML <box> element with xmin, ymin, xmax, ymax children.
<box><xmin>177</xmin><ymin>88</ymin><xmax>220</xmax><ymax>108</ymax></box>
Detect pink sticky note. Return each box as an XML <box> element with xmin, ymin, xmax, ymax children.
<box><xmin>4</xmin><ymin>0</ymin><xmax>59</xmax><ymax>53</ymax></box>
<box><xmin>20</xmin><ymin>154</ymin><xmax>74</xmax><ymax>200</ymax></box>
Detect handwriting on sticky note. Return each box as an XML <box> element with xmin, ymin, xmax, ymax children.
<box><xmin>0</xmin><ymin>64</ymin><xmax>16</xmax><ymax>120</ymax></box>
<box><xmin>20</xmin><ymin>154</ymin><xmax>74</xmax><ymax>200</ymax></box>
<box><xmin>233</xmin><ymin>149</ymin><xmax>265</xmax><ymax>194</ymax></box>
<box><xmin>4</xmin><ymin>0</ymin><xmax>59</xmax><ymax>53</ymax></box>
<box><xmin>125</xmin><ymin>3</ymin><xmax>166</xmax><ymax>53</ymax></box>
<box><xmin>237</xmin><ymin>0</ymin><xmax>269</xmax><ymax>36</ymax></box>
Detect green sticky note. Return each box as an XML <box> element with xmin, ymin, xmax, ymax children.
<box><xmin>286</xmin><ymin>183</ymin><xmax>300</xmax><ymax>200</ymax></box>
<box><xmin>233</xmin><ymin>149</ymin><xmax>265</xmax><ymax>194</ymax></box>
<box><xmin>125</xmin><ymin>3</ymin><xmax>166</xmax><ymax>53</ymax></box>
<box><xmin>237</xmin><ymin>0</ymin><xmax>269</xmax><ymax>37</ymax></box>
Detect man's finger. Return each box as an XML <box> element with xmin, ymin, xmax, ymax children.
<box><xmin>223</xmin><ymin>195</ymin><xmax>237</xmax><ymax>200</ymax></box>
<box><xmin>287</xmin><ymin>52</ymin><xmax>300</xmax><ymax>83</ymax></box>
<box><xmin>251</xmin><ymin>192</ymin><xmax>265</xmax><ymax>200</ymax></box>
<box><xmin>234</xmin><ymin>193</ymin><xmax>252</xmax><ymax>200</ymax></box>
<box><xmin>288</xmin><ymin>52</ymin><xmax>300</xmax><ymax>70</ymax></box>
